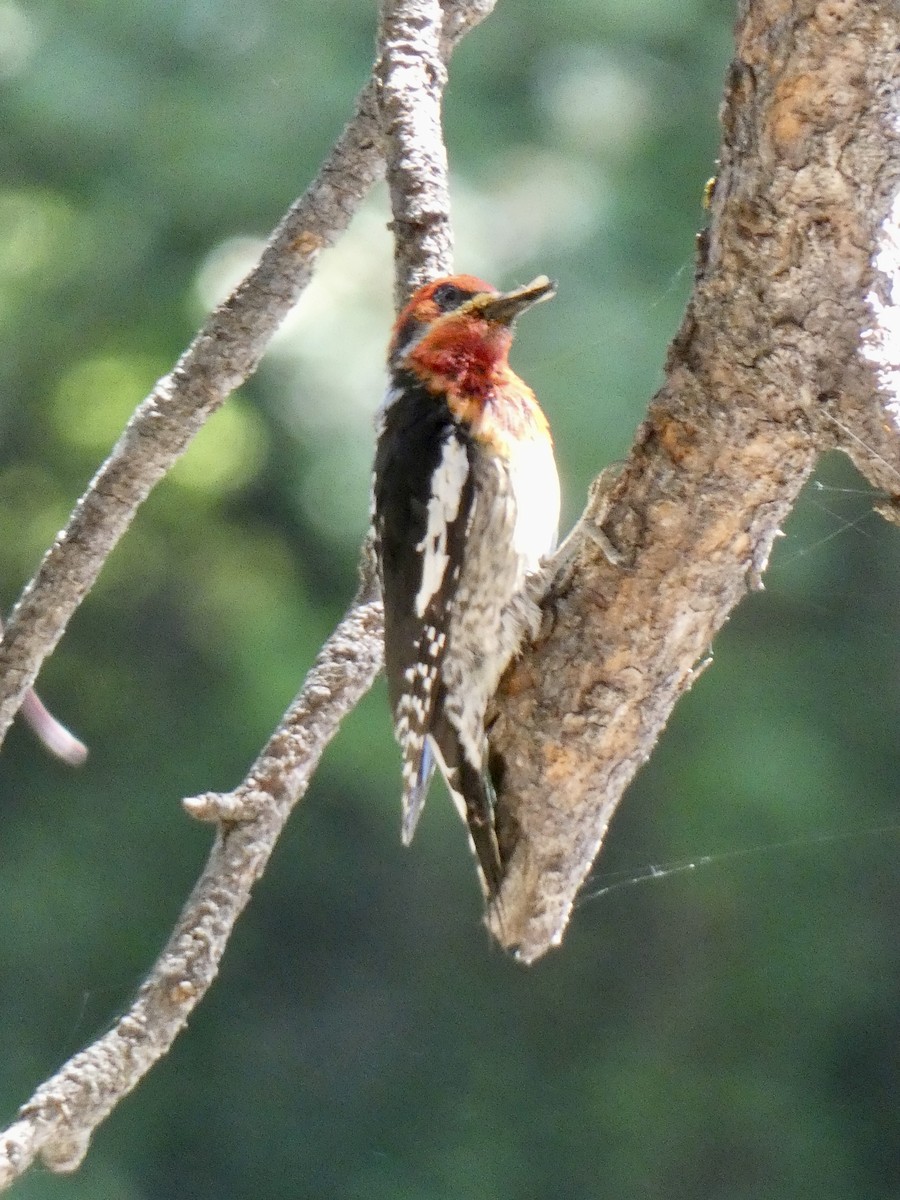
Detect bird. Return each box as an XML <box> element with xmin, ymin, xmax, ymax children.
<box><xmin>371</xmin><ymin>273</ymin><xmax>559</xmax><ymax>895</ymax></box>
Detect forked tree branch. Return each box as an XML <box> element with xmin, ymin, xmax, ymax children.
<box><xmin>0</xmin><ymin>0</ymin><xmax>494</xmax><ymax>750</ymax></box>
<box><xmin>3</xmin><ymin>0</ymin><xmax>899</xmax><ymax>1187</ymax></box>
<box><xmin>0</xmin><ymin>0</ymin><xmax>490</xmax><ymax>1186</ymax></box>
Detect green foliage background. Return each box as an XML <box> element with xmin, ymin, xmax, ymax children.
<box><xmin>2</xmin><ymin>2</ymin><xmax>899</xmax><ymax>1197</ymax></box>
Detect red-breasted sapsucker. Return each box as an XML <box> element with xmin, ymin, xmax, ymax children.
<box><xmin>371</xmin><ymin>274</ymin><xmax>559</xmax><ymax>895</ymax></box>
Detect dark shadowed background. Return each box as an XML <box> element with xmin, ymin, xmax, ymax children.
<box><xmin>2</xmin><ymin>1</ymin><xmax>899</xmax><ymax>1197</ymax></box>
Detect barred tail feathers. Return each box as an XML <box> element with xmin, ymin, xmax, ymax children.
<box><xmin>426</xmin><ymin>723</ymin><xmax>503</xmax><ymax>896</ymax></box>
<box><xmin>454</xmin><ymin>755</ymin><xmax>503</xmax><ymax>896</ymax></box>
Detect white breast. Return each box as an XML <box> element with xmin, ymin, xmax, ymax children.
<box><xmin>507</xmin><ymin>435</ymin><xmax>560</xmax><ymax>570</ymax></box>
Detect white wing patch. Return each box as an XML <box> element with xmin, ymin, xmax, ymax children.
<box><xmin>414</xmin><ymin>435</ymin><xmax>469</xmax><ymax>618</ymax></box>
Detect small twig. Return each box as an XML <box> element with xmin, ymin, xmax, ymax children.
<box><xmin>0</xmin><ymin>597</ymin><xmax>384</xmax><ymax>1188</ymax></box>
<box><xmin>17</xmin><ymin>690</ymin><xmax>87</xmax><ymax>767</ymax></box>
<box><xmin>0</xmin><ymin>612</ymin><xmax>87</xmax><ymax>765</ymax></box>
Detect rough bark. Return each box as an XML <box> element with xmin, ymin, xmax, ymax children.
<box><xmin>377</xmin><ymin>0</ymin><xmax>455</xmax><ymax>303</ymax></box>
<box><xmin>487</xmin><ymin>0</ymin><xmax>900</xmax><ymax>960</ymax></box>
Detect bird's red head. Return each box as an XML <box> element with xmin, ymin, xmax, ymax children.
<box><xmin>388</xmin><ymin>274</ymin><xmax>556</xmax><ymax>397</ymax></box>
<box><xmin>388</xmin><ymin>275</ymin><xmax>495</xmax><ymax>364</ymax></box>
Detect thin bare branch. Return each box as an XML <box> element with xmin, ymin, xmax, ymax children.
<box><xmin>0</xmin><ymin>596</ymin><xmax>384</xmax><ymax>1188</ymax></box>
<box><xmin>0</xmin><ymin>0</ymin><xmax>494</xmax><ymax>755</ymax></box>
<box><xmin>377</xmin><ymin>0</ymin><xmax>456</xmax><ymax>302</ymax></box>
<box><xmin>0</xmin><ymin>95</ymin><xmax>378</xmax><ymax>750</ymax></box>
<box><xmin>487</xmin><ymin>0</ymin><xmax>900</xmax><ymax>961</ymax></box>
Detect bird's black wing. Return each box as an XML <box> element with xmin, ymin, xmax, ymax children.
<box><xmin>372</xmin><ymin>380</ymin><xmax>475</xmax><ymax>842</ymax></box>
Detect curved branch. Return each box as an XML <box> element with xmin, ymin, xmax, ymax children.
<box><xmin>488</xmin><ymin>0</ymin><xmax>900</xmax><ymax>961</ymax></box>
<box><xmin>0</xmin><ymin>95</ymin><xmax>379</xmax><ymax>748</ymax></box>
<box><xmin>0</xmin><ymin>597</ymin><xmax>383</xmax><ymax>1186</ymax></box>
<box><xmin>0</xmin><ymin>0</ymin><xmax>493</xmax><ymax>754</ymax></box>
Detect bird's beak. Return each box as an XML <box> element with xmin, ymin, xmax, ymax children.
<box><xmin>467</xmin><ymin>275</ymin><xmax>557</xmax><ymax>325</ymax></box>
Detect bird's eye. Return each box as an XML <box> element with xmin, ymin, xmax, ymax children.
<box><xmin>431</xmin><ymin>283</ymin><xmax>472</xmax><ymax>312</ymax></box>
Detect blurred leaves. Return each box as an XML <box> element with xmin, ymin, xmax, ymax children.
<box><xmin>1</xmin><ymin>1</ymin><xmax>899</xmax><ymax>1198</ymax></box>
